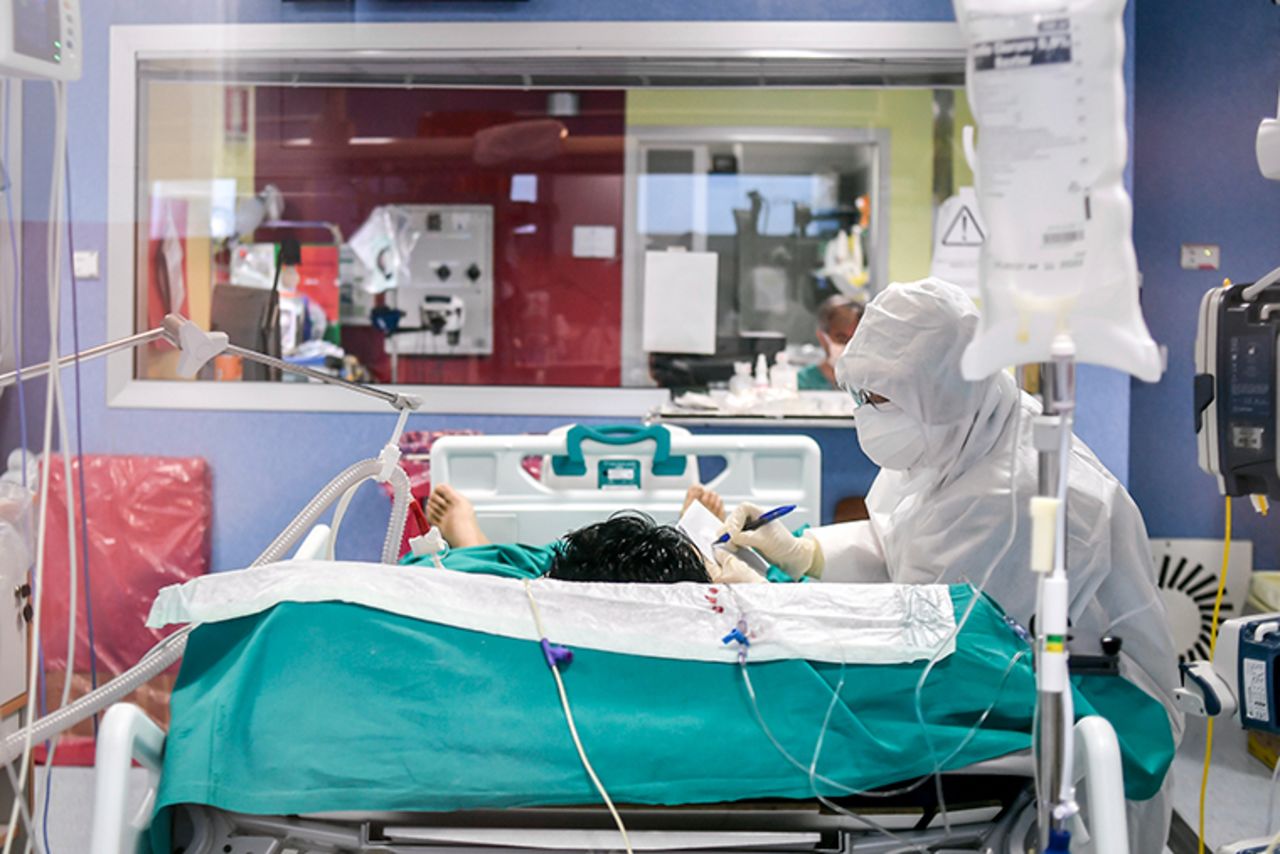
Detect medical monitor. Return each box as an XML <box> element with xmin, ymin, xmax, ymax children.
<box><xmin>0</xmin><ymin>0</ymin><xmax>80</xmax><ymax>81</ymax></box>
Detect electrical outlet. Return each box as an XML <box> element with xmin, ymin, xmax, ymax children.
<box><xmin>72</xmin><ymin>250</ymin><xmax>99</xmax><ymax>280</ymax></box>
<box><xmin>1180</xmin><ymin>244</ymin><xmax>1221</xmax><ymax>271</ymax></box>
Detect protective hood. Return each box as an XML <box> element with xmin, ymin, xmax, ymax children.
<box><xmin>836</xmin><ymin>277</ymin><xmax>1022</xmax><ymax>488</ymax></box>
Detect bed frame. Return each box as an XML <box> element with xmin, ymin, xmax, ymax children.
<box><xmin>90</xmin><ymin>703</ymin><xmax>1131</xmax><ymax>854</ymax></box>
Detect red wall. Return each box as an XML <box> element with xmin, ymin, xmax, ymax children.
<box><xmin>253</xmin><ymin>87</ymin><xmax>625</xmax><ymax>387</ymax></box>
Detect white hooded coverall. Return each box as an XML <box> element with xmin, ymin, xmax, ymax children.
<box><xmin>814</xmin><ymin>278</ymin><xmax>1182</xmax><ymax>852</ymax></box>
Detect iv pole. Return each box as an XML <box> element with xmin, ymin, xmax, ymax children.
<box><xmin>1033</xmin><ymin>338</ymin><xmax>1079</xmax><ymax>854</ymax></box>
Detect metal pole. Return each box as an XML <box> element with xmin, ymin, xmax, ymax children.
<box><xmin>1035</xmin><ymin>350</ymin><xmax>1077</xmax><ymax>852</ymax></box>
<box><xmin>222</xmin><ymin>343</ymin><xmax>413</xmax><ymax>410</ymax></box>
<box><xmin>1036</xmin><ymin>361</ymin><xmax>1060</xmax><ymax>851</ymax></box>
<box><xmin>0</xmin><ymin>328</ymin><xmax>168</xmax><ymax>389</ymax></box>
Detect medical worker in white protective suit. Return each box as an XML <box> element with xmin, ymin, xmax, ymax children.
<box><xmin>720</xmin><ymin>278</ymin><xmax>1181</xmax><ymax>853</ymax></box>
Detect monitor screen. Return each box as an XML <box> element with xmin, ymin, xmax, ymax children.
<box><xmin>13</xmin><ymin>0</ymin><xmax>61</xmax><ymax>64</ymax></box>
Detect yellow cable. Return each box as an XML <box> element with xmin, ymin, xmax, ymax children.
<box><xmin>1199</xmin><ymin>495</ymin><xmax>1232</xmax><ymax>854</ymax></box>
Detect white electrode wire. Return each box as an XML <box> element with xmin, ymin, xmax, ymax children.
<box><xmin>798</xmin><ymin>645</ymin><xmax>1030</xmax><ymax>804</ymax></box>
<box><xmin>908</xmin><ymin>397</ymin><xmax>1025</xmax><ymax>835</ymax></box>
<box><xmin>41</xmin><ymin>80</ymin><xmax>81</xmax><ymax>854</ymax></box>
<box><xmin>735</xmin><ymin>661</ymin><xmax>923</xmax><ymax>851</ymax></box>
<box><xmin>30</xmin><ymin>79</ymin><xmax>72</xmax><ymax>854</ymax></box>
<box><xmin>4</xmin><ymin>79</ymin><xmax>67</xmax><ymax>854</ymax></box>
<box><xmin>521</xmin><ymin>581</ymin><xmax>633</xmax><ymax>854</ymax></box>
<box><xmin>1266</xmin><ymin>824</ymin><xmax>1280</xmax><ymax>854</ymax></box>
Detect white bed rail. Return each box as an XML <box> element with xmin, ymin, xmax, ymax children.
<box><xmin>90</xmin><ymin>703</ymin><xmax>166</xmax><ymax>854</ymax></box>
<box><xmin>1069</xmin><ymin>715</ymin><xmax>1131</xmax><ymax>854</ymax></box>
<box><xmin>430</xmin><ymin>425</ymin><xmax>822</xmax><ymax>544</ymax></box>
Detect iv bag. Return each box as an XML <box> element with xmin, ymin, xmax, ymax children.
<box><xmin>954</xmin><ymin>0</ymin><xmax>1161</xmax><ymax>382</ymax></box>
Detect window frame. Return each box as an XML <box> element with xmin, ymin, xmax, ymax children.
<box><xmin>106</xmin><ymin>21</ymin><xmax>963</xmax><ymax>415</ymax></box>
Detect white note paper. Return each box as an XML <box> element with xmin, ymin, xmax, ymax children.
<box><xmin>677</xmin><ymin>500</ymin><xmax>770</xmax><ymax>575</ymax></box>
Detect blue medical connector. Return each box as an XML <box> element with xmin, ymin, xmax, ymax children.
<box><xmin>722</xmin><ymin>619</ymin><xmax>751</xmax><ymax>663</ymax></box>
<box><xmin>540</xmin><ymin>638</ymin><xmax>573</xmax><ymax>671</ymax></box>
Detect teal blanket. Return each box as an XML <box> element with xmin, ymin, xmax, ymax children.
<box><xmin>150</xmin><ymin>578</ymin><xmax>1173</xmax><ymax>852</ymax></box>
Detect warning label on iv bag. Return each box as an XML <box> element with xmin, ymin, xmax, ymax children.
<box><xmin>973</xmin><ymin>18</ymin><xmax>1072</xmax><ymax>72</ymax></box>
<box><xmin>941</xmin><ymin>206</ymin><xmax>985</xmax><ymax>247</ymax></box>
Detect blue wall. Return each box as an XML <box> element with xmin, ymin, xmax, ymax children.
<box><xmin>1130</xmin><ymin>3</ymin><xmax>1280</xmax><ymax>567</ymax></box>
<box><xmin>0</xmin><ymin>0</ymin><xmax>1140</xmax><ymax>572</ymax></box>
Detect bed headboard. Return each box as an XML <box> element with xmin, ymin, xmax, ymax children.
<box><xmin>430</xmin><ymin>425</ymin><xmax>822</xmax><ymax>545</ymax></box>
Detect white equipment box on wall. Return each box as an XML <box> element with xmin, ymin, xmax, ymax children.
<box><xmin>385</xmin><ymin>204</ymin><xmax>494</xmax><ymax>357</ymax></box>
<box><xmin>0</xmin><ymin>0</ymin><xmax>81</xmax><ymax>81</ymax></box>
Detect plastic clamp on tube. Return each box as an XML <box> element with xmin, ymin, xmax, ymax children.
<box><xmin>722</xmin><ymin>619</ymin><xmax>751</xmax><ymax>664</ymax></box>
<box><xmin>541</xmin><ymin>639</ymin><xmax>573</xmax><ymax>671</ymax></box>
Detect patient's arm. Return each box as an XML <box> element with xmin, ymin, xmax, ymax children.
<box><xmin>426</xmin><ymin>485</ymin><xmax>492</xmax><ymax>548</ymax></box>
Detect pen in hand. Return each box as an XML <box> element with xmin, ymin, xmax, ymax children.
<box><xmin>714</xmin><ymin>504</ymin><xmax>797</xmax><ymax>546</ymax></box>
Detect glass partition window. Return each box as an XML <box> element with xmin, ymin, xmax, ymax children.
<box><xmin>130</xmin><ymin>57</ymin><xmax>969</xmax><ymax>398</ymax></box>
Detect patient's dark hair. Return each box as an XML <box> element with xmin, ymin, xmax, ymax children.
<box><xmin>547</xmin><ymin>512</ymin><xmax>711</xmax><ymax>584</ymax></box>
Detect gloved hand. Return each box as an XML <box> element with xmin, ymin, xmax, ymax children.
<box><xmin>707</xmin><ymin>549</ymin><xmax>768</xmax><ymax>584</ymax></box>
<box><xmin>718</xmin><ymin>503</ymin><xmax>823</xmax><ymax>580</ymax></box>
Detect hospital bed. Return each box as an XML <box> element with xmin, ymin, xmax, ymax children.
<box><xmin>85</xmin><ymin>426</ymin><xmax>1153</xmax><ymax>854</ymax></box>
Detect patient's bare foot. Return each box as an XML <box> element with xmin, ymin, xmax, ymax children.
<box><xmin>682</xmin><ymin>484</ymin><xmax>726</xmax><ymax>521</ymax></box>
<box><xmin>426</xmin><ymin>484</ymin><xmax>491</xmax><ymax>547</ymax></box>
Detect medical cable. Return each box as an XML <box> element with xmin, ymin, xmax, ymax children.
<box><xmin>716</xmin><ymin>569</ymin><xmax>1031</xmax><ymax>808</ymax></box>
<box><xmin>0</xmin><ymin>455</ymin><xmax>412</xmax><ymax>767</ymax></box>
<box><xmin>31</xmin><ymin>131</ymin><xmax>94</xmax><ymax>854</ymax></box>
<box><xmin>3</xmin><ymin>79</ymin><xmax>30</xmax><ymax>497</ymax></box>
<box><xmin>31</xmin><ymin>79</ymin><xmax>75</xmax><ymax>854</ymax></box>
<box><xmin>4</xmin><ymin>79</ymin><xmax>69</xmax><ymax>854</ymax></box>
<box><xmin>521</xmin><ymin>581</ymin><xmax>634</xmax><ymax>854</ymax></box>
<box><xmin>907</xmin><ymin>394</ymin><xmax>1025</xmax><ymax>835</ymax></box>
<box><xmin>734</xmin><ymin>660</ymin><xmax>925</xmax><ymax>852</ymax></box>
<box><xmin>805</xmin><ymin>648</ymin><xmax>1030</xmax><ymax>852</ymax></box>
<box><xmin>62</xmin><ymin>141</ymin><xmax>99</xmax><ymax>707</ymax></box>
<box><xmin>0</xmin><ymin>78</ymin><xmax>38</xmax><ymax>847</ymax></box>
<box><xmin>38</xmin><ymin>80</ymin><xmax>78</xmax><ymax>854</ymax></box>
<box><xmin>1199</xmin><ymin>495</ymin><xmax>1233</xmax><ymax>854</ymax></box>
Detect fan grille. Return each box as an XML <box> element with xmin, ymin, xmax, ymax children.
<box><xmin>1157</xmin><ymin>553</ymin><xmax>1235</xmax><ymax>664</ymax></box>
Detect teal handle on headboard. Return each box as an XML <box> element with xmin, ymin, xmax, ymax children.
<box><xmin>550</xmin><ymin>425</ymin><xmax>688</xmax><ymax>478</ymax></box>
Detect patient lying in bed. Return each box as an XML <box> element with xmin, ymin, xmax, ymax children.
<box><xmin>413</xmin><ymin>484</ymin><xmax>765</xmax><ymax>584</ymax></box>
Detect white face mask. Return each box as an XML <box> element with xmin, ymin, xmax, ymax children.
<box><xmin>855</xmin><ymin>403</ymin><xmax>927</xmax><ymax>470</ymax></box>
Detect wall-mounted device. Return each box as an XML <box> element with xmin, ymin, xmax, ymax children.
<box><xmin>384</xmin><ymin>204</ymin><xmax>494</xmax><ymax>357</ymax></box>
<box><xmin>0</xmin><ymin>0</ymin><xmax>81</xmax><ymax>81</ymax></box>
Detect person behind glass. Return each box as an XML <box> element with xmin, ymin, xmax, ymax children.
<box><xmin>797</xmin><ymin>296</ymin><xmax>866</xmax><ymax>391</ymax></box>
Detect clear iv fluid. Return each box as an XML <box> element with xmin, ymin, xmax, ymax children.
<box><xmin>956</xmin><ymin>0</ymin><xmax>1162</xmax><ymax>382</ymax></box>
